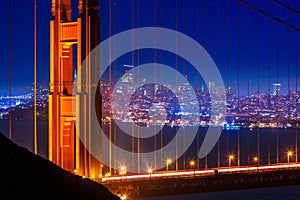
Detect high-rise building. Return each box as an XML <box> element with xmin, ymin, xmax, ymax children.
<box><xmin>273</xmin><ymin>83</ymin><xmax>281</xmax><ymax>96</ymax></box>
<box><xmin>208</xmin><ymin>81</ymin><xmax>216</xmax><ymax>94</ymax></box>
<box><xmin>121</xmin><ymin>71</ymin><xmax>134</xmax><ymax>83</ymax></box>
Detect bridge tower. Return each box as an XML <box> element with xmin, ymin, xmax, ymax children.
<box><xmin>48</xmin><ymin>0</ymin><xmax>101</xmax><ymax>178</ymax></box>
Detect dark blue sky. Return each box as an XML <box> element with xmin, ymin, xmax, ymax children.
<box><xmin>1</xmin><ymin>0</ymin><xmax>300</xmax><ymax>96</ymax></box>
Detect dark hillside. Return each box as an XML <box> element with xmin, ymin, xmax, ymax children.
<box><xmin>0</xmin><ymin>132</ymin><xmax>119</xmax><ymax>200</ymax></box>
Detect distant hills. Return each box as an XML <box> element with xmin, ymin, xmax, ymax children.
<box><xmin>0</xmin><ymin>132</ymin><xmax>119</xmax><ymax>200</ymax></box>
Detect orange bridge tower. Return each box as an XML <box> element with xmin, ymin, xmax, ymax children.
<box><xmin>48</xmin><ymin>0</ymin><xmax>101</xmax><ymax>179</ymax></box>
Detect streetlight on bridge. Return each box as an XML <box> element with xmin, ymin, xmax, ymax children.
<box><xmin>99</xmin><ymin>164</ymin><xmax>104</xmax><ymax>182</ymax></box>
<box><xmin>287</xmin><ymin>150</ymin><xmax>293</xmax><ymax>165</ymax></box>
<box><xmin>119</xmin><ymin>165</ymin><xmax>127</xmax><ymax>181</ymax></box>
<box><xmin>166</xmin><ymin>158</ymin><xmax>172</xmax><ymax>172</ymax></box>
<box><xmin>228</xmin><ymin>154</ymin><xmax>234</xmax><ymax>168</ymax></box>
<box><xmin>147</xmin><ymin>168</ymin><xmax>153</xmax><ymax>180</ymax></box>
<box><xmin>189</xmin><ymin>160</ymin><xmax>196</xmax><ymax>177</ymax></box>
<box><xmin>253</xmin><ymin>156</ymin><xmax>259</xmax><ymax>172</ymax></box>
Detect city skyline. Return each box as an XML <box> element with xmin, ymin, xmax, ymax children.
<box><xmin>1</xmin><ymin>78</ymin><xmax>299</xmax><ymax>129</ymax></box>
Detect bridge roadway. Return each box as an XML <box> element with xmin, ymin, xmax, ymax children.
<box><xmin>101</xmin><ymin>163</ymin><xmax>300</xmax><ymax>198</ymax></box>
<box><xmin>102</xmin><ymin>163</ymin><xmax>300</xmax><ymax>182</ymax></box>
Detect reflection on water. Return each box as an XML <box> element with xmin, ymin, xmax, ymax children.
<box><xmin>0</xmin><ymin>119</ymin><xmax>299</xmax><ymax>168</ymax></box>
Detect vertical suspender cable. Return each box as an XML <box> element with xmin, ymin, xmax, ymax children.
<box><xmin>296</xmin><ymin>32</ymin><xmax>298</xmax><ymax>162</ymax></box>
<box><xmin>257</xmin><ymin>15</ymin><xmax>260</xmax><ymax>161</ymax></box>
<box><xmin>183</xmin><ymin>0</ymin><xmax>186</xmax><ymax>169</ymax></box>
<box><xmin>137</xmin><ymin>0</ymin><xmax>140</xmax><ymax>174</ymax></box>
<box><xmin>267</xmin><ymin>0</ymin><xmax>271</xmax><ymax>165</ymax></box>
<box><xmin>175</xmin><ymin>0</ymin><xmax>179</xmax><ymax>171</ymax></box>
<box><xmin>286</xmin><ymin>11</ymin><xmax>291</xmax><ymax>148</ymax></box>
<box><xmin>86</xmin><ymin>0</ymin><xmax>90</xmax><ymax>177</ymax></box>
<box><xmin>109</xmin><ymin>0</ymin><xmax>112</xmax><ymax>174</ymax></box>
<box><xmin>160</xmin><ymin>0</ymin><xmax>163</xmax><ymax>169</ymax></box>
<box><xmin>153</xmin><ymin>0</ymin><xmax>157</xmax><ymax>171</ymax></box>
<box><xmin>226</xmin><ymin>0</ymin><xmax>230</xmax><ymax>159</ymax></box>
<box><xmin>276</xmin><ymin>23</ymin><xmax>279</xmax><ymax>163</ymax></box>
<box><xmin>131</xmin><ymin>0</ymin><xmax>135</xmax><ymax>172</ymax></box>
<box><xmin>34</xmin><ymin>0</ymin><xmax>38</xmax><ymax>155</ymax></box>
<box><xmin>217</xmin><ymin>0</ymin><xmax>221</xmax><ymax>168</ymax></box>
<box><xmin>205</xmin><ymin>0</ymin><xmax>208</xmax><ymax>169</ymax></box>
<box><xmin>8</xmin><ymin>0</ymin><xmax>12</xmax><ymax>140</ymax></box>
<box><xmin>237</xmin><ymin>2</ymin><xmax>241</xmax><ymax>166</ymax></box>
<box><xmin>113</xmin><ymin>0</ymin><xmax>117</xmax><ymax>174</ymax></box>
<box><xmin>196</xmin><ymin>0</ymin><xmax>200</xmax><ymax>169</ymax></box>
<box><xmin>287</xmin><ymin>10</ymin><xmax>291</xmax><ymax>148</ymax></box>
<box><xmin>247</xmin><ymin>10</ymin><xmax>251</xmax><ymax>165</ymax></box>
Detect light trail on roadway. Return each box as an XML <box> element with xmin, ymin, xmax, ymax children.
<box><xmin>101</xmin><ymin>163</ymin><xmax>300</xmax><ymax>182</ymax></box>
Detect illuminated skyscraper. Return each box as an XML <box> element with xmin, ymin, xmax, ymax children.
<box><xmin>121</xmin><ymin>71</ymin><xmax>134</xmax><ymax>83</ymax></box>
<box><xmin>208</xmin><ymin>81</ymin><xmax>216</xmax><ymax>94</ymax></box>
<box><xmin>273</xmin><ymin>83</ymin><xmax>281</xmax><ymax>96</ymax></box>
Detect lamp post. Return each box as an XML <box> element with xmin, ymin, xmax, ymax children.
<box><xmin>99</xmin><ymin>164</ymin><xmax>104</xmax><ymax>182</ymax></box>
<box><xmin>119</xmin><ymin>165</ymin><xmax>127</xmax><ymax>181</ymax></box>
<box><xmin>121</xmin><ymin>166</ymin><xmax>127</xmax><ymax>173</ymax></box>
<box><xmin>228</xmin><ymin>155</ymin><xmax>234</xmax><ymax>168</ymax></box>
<box><xmin>287</xmin><ymin>151</ymin><xmax>293</xmax><ymax>165</ymax></box>
<box><xmin>147</xmin><ymin>168</ymin><xmax>153</xmax><ymax>180</ymax></box>
<box><xmin>190</xmin><ymin>160</ymin><xmax>195</xmax><ymax>177</ymax></box>
<box><xmin>253</xmin><ymin>156</ymin><xmax>259</xmax><ymax>172</ymax></box>
<box><xmin>104</xmin><ymin>172</ymin><xmax>111</xmax><ymax>183</ymax></box>
<box><xmin>166</xmin><ymin>158</ymin><xmax>172</xmax><ymax>172</ymax></box>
